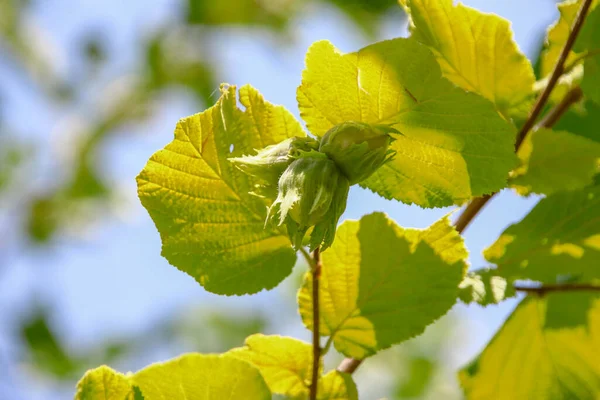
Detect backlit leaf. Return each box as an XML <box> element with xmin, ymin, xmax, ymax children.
<box><xmin>75</xmin><ymin>354</ymin><xmax>271</xmax><ymax>400</ymax></box>
<box><xmin>297</xmin><ymin>212</ymin><xmax>466</xmax><ymax>359</ymax></box>
<box><xmin>297</xmin><ymin>38</ymin><xmax>517</xmax><ymax>208</ymax></box>
<box><xmin>458</xmin><ymin>269</ymin><xmax>515</xmax><ymax>306</ymax></box>
<box><xmin>227</xmin><ymin>334</ymin><xmax>316</xmax><ymax>400</ymax></box>
<box><xmin>554</xmin><ymin>100</ymin><xmax>600</xmax><ymax>143</ymax></box>
<box><xmin>539</xmin><ymin>0</ymin><xmax>599</xmax><ymax>104</ymax></box>
<box><xmin>137</xmin><ymin>84</ymin><xmax>303</xmax><ymax>295</ymax></box>
<box><xmin>510</xmin><ymin>128</ymin><xmax>600</xmax><ymax>195</ymax></box>
<box><xmin>402</xmin><ymin>0</ymin><xmax>536</xmax><ymax>119</ymax></box>
<box><xmin>460</xmin><ymin>292</ymin><xmax>600</xmax><ymax>399</ymax></box>
<box><xmin>574</xmin><ymin>5</ymin><xmax>600</xmax><ymax>106</ymax></box>
<box><xmin>75</xmin><ymin>366</ymin><xmax>135</xmax><ymax>400</ymax></box>
<box><xmin>318</xmin><ymin>371</ymin><xmax>358</xmax><ymax>400</ymax></box>
<box><xmin>484</xmin><ymin>182</ymin><xmax>600</xmax><ymax>283</ymax></box>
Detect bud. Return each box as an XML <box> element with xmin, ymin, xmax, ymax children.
<box><xmin>229</xmin><ymin>136</ymin><xmax>320</xmax><ymax>186</ymax></box>
<box><xmin>268</xmin><ymin>155</ymin><xmax>349</xmax><ymax>250</ymax></box>
<box><xmin>319</xmin><ymin>121</ymin><xmax>398</xmax><ymax>184</ymax></box>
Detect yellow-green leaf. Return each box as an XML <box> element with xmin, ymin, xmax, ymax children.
<box><xmin>458</xmin><ymin>269</ymin><xmax>515</xmax><ymax>306</ymax></box>
<box><xmin>402</xmin><ymin>0</ymin><xmax>536</xmax><ymax>119</ymax></box>
<box><xmin>541</xmin><ymin>0</ymin><xmax>585</xmax><ymax>77</ymax></box>
<box><xmin>539</xmin><ymin>0</ymin><xmax>599</xmax><ymax>104</ymax></box>
<box><xmin>75</xmin><ymin>366</ymin><xmax>135</xmax><ymax>400</ymax></box>
<box><xmin>227</xmin><ymin>334</ymin><xmax>316</xmax><ymax>400</ymax></box>
<box><xmin>318</xmin><ymin>371</ymin><xmax>358</xmax><ymax>400</ymax></box>
<box><xmin>297</xmin><ymin>38</ymin><xmax>517</xmax><ymax>208</ymax></box>
<box><xmin>226</xmin><ymin>334</ymin><xmax>357</xmax><ymax>400</ymax></box>
<box><xmin>574</xmin><ymin>5</ymin><xmax>600</xmax><ymax>106</ymax></box>
<box><xmin>460</xmin><ymin>293</ymin><xmax>600</xmax><ymax>399</ymax></box>
<box><xmin>297</xmin><ymin>212</ymin><xmax>466</xmax><ymax>359</ymax></box>
<box><xmin>137</xmin><ymin>84</ymin><xmax>303</xmax><ymax>295</ymax></box>
<box><xmin>510</xmin><ymin>128</ymin><xmax>600</xmax><ymax>195</ymax></box>
<box><xmin>484</xmin><ymin>182</ymin><xmax>600</xmax><ymax>283</ymax></box>
<box><xmin>75</xmin><ymin>354</ymin><xmax>271</xmax><ymax>400</ymax></box>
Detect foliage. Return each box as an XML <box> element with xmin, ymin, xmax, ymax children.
<box><xmin>460</xmin><ymin>292</ymin><xmax>600</xmax><ymax>399</ymax></box>
<box><xmin>4</xmin><ymin>0</ymin><xmax>599</xmax><ymax>398</ymax></box>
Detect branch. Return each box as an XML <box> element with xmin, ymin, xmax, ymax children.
<box><xmin>514</xmin><ymin>0</ymin><xmax>594</xmax><ymax>149</ymax></box>
<box><xmin>535</xmin><ymin>85</ymin><xmax>583</xmax><ymax>128</ymax></box>
<box><xmin>454</xmin><ymin>194</ymin><xmax>493</xmax><ymax>234</ymax></box>
<box><xmin>309</xmin><ymin>247</ymin><xmax>322</xmax><ymax>400</ymax></box>
<box><xmin>514</xmin><ymin>283</ymin><xmax>600</xmax><ymax>295</ymax></box>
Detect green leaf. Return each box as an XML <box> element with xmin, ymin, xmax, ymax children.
<box><xmin>541</xmin><ymin>0</ymin><xmax>585</xmax><ymax>78</ymax></box>
<box><xmin>137</xmin><ymin>84</ymin><xmax>303</xmax><ymax>295</ymax></box>
<box><xmin>539</xmin><ymin>0</ymin><xmax>599</xmax><ymax>104</ymax></box>
<box><xmin>318</xmin><ymin>371</ymin><xmax>358</xmax><ymax>400</ymax></box>
<box><xmin>227</xmin><ymin>334</ymin><xmax>316</xmax><ymax>400</ymax></box>
<box><xmin>554</xmin><ymin>100</ymin><xmax>600</xmax><ymax>143</ymax></box>
<box><xmin>510</xmin><ymin>128</ymin><xmax>600</xmax><ymax>196</ymax></box>
<box><xmin>460</xmin><ymin>292</ymin><xmax>600</xmax><ymax>399</ymax></box>
<box><xmin>226</xmin><ymin>334</ymin><xmax>358</xmax><ymax>400</ymax></box>
<box><xmin>402</xmin><ymin>0</ymin><xmax>536</xmax><ymax>120</ymax></box>
<box><xmin>297</xmin><ymin>212</ymin><xmax>466</xmax><ymax>359</ymax></box>
<box><xmin>75</xmin><ymin>354</ymin><xmax>271</xmax><ymax>400</ymax></box>
<box><xmin>458</xmin><ymin>269</ymin><xmax>515</xmax><ymax>306</ymax></box>
<box><xmin>484</xmin><ymin>183</ymin><xmax>600</xmax><ymax>283</ymax></box>
<box><xmin>297</xmin><ymin>38</ymin><xmax>517</xmax><ymax>208</ymax></box>
<box><xmin>574</xmin><ymin>5</ymin><xmax>600</xmax><ymax>106</ymax></box>
<box><xmin>75</xmin><ymin>366</ymin><xmax>135</xmax><ymax>400</ymax></box>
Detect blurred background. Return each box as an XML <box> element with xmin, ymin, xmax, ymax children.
<box><xmin>0</xmin><ymin>0</ymin><xmax>562</xmax><ymax>398</ymax></box>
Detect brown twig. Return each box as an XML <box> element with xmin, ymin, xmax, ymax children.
<box><xmin>514</xmin><ymin>283</ymin><xmax>600</xmax><ymax>295</ymax></box>
<box><xmin>454</xmin><ymin>195</ymin><xmax>493</xmax><ymax>234</ymax></box>
<box><xmin>337</xmin><ymin>0</ymin><xmax>594</xmax><ymax>375</ymax></box>
<box><xmin>309</xmin><ymin>247</ymin><xmax>322</xmax><ymax>400</ymax></box>
<box><xmin>535</xmin><ymin>85</ymin><xmax>583</xmax><ymax>128</ymax></box>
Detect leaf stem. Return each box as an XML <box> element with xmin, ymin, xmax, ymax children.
<box><xmin>309</xmin><ymin>247</ymin><xmax>322</xmax><ymax>400</ymax></box>
<box><xmin>514</xmin><ymin>283</ymin><xmax>600</xmax><ymax>295</ymax></box>
<box><xmin>299</xmin><ymin>246</ymin><xmax>317</xmax><ymax>270</ymax></box>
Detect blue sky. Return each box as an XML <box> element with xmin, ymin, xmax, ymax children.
<box><xmin>0</xmin><ymin>0</ymin><xmax>560</xmax><ymax>399</ymax></box>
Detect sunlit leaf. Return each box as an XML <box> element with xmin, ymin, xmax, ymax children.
<box><xmin>75</xmin><ymin>366</ymin><xmax>135</xmax><ymax>400</ymax></box>
<box><xmin>318</xmin><ymin>371</ymin><xmax>358</xmax><ymax>400</ymax></box>
<box><xmin>574</xmin><ymin>5</ymin><xmax>600</xmax><ymax>106</ymax></box>
<box><xmin>402</xmin><ymin>0</ymin><xmax>536</xmax><ymax>119</ymax></box>
<box><xmin>510</xmin><ymin>128</ymin><xmax>600</xmax><ymax>195</ymax></box>
<box><xmin>227</xmin><ymin>334</ymin><xmax>316</xmax><ymax>400</ymax></box>
<box><xmin>226</xmin><ymin>334</ymin><xmax>358</xmax><ymax>400</ymax></box>
<box><xmin>484</xmin><ymin>182</ymin><xmax>600</xmax><ymax>283</ymax></box>
<box><xmin>137</xmin><ymin>84</ymin><xmax>303</xmax><ymax>295</ymax></box>
<box><xmin>458</xmin><ymin>269</ymin><xmax>515</xmax><ymax>306</ymax></box>
<box><xmin>298</xmin><ymin>212</ymin><xmax>466</xmax><ymax>359</ymax></box>
<box><xmin>297</xmin><ymin>38</ymin><xmax>517</xmax><ymax>208</ymax></box>
<box><xmin>460</xmin><ymin>292</ymin><xmax>600</xmax><ymax>399</ymax></box>
<box><xmin>554</xmin><ymin>100</ymin><xmax>600</xmax><ymax>143</ymax></box>
<box><xmin>539</xmin><ymin>0</ymin><xmax>599</xmax><ymax>104</ymax></box>
<box><xmin>76</xmin><ymin>354</ymin><xmax>271</xmax><ymax>400</ymax></box>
